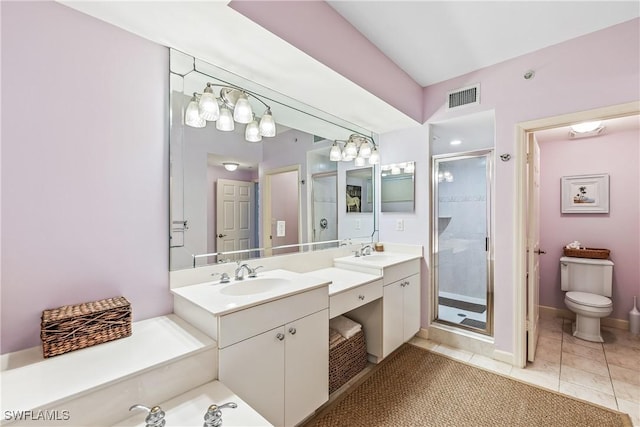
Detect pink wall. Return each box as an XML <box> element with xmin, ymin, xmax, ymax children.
<box><xmin>416</xmin><ymin>19</ymin><xmax>638</xmax><ymax>353</ymax></box>
<box><xmin>538</xmin><ymin>129</ymin><xmax>640</xmax><ymax>320</ymax></box>
<box><xmin>1</xmin><ymin>2</ymin><xmax>171</xmax><ymax>353</ymax></box>
<box><xmin>229</xmin><ymin>0</ymin><xmax>423</xmax><ymax>123</ymax></box>
<box><xmin>270</xmin><ymin>170</ymin><xmax>300</xmax><ymax>254</ymax></box>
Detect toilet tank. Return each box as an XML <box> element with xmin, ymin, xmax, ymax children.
<box><xmin>560</xmin><ymin>256</ymin><xmax>614</xmax><ymax>296</ymax></box>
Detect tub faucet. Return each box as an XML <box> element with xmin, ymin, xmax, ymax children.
<box><xmin>129</xmin><ymin>404</ymin><xmax>165</xmax><ymax>427</ymax></box>
<box><xmin>203</xmin><ymin>402</ymin><xmax>237</xmax><ymax>427</ymax></box>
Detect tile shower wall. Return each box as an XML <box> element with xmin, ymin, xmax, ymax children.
<box><xmin>437</xmin><ymin>158</ymin><xmax>488</xmax><ymax>300</ymax></box>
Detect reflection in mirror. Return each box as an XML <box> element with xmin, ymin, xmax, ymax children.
<box><xmin>381</xmin><ymin>162</ymin><xmax>415</xmax><ymax>212</ymax></box>
<box><xmin>346</xmin><ymin>168</ymin><xmax>373</xmax><ymax>213</ymax></box>
<box><xmin>169</xmin><ymin>49</ymin><xmax>378</xmax><ymax>270</ymax></box>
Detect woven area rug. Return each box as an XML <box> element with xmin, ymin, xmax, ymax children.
<box><xmin>304</xmin><ymin>344</ymin><xmax>632</xmax><ymax>427</ymax></box>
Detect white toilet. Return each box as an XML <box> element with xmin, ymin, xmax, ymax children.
<box><xmin>560</xmin><ymin>256</ymin><xmax>614</xmax><ymax>342</ymax></box>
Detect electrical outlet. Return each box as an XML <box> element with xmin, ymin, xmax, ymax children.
<box><xmin>396</xmin><ymin>219</ymin><xmax>404</xmax><ymax>231</ymax></box>
<box><xmin>355</xmin><ymin>219</ymin><xmax>361</xmax><ymax>230</ymax></box>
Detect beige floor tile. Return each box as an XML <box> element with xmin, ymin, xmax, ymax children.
<box><xmin>510</xmin><ymin>367</ymin><xmax>559</xmax><ymax>391</ymax></box>
<box><xmin>606</xmin><ymin>348</ymin><xmax>640</xmax><ymax>371</ymax></box>
<box><xmin>602</xmin><ymin>329</ymin><xmax>640</xmax><ymax>349</ymax></box>
<box><xmin>609</xmin><ymin>364</ymin><xmax>640</xmax><ymax>387</ymax></box>
<box><xmin>562</xmin><ymin>332</ymin><xmax>604</xmax><ymax>350</ymax></box>
<box><xmin>562</xmin><ymin>340</ymin><xmax>606</xmax><ymax>363</ymax></box>
<box><xmin>408</xmin><ymin>337</ymin><xmax>439</xmax><ymax>351</ymax></box>
<box><xmin>539</xmin><ymin>317</ymin><xmax>564</xmax><ymax>332</ymax></box>
<box><xmin>613</xmin><ymin>379</ymin><xmax>640</xmax><ymax>404</ymax></box>
<box><xmin>562</xmin><ymin>351</ymin><xmax>610</xmax><ymax>377</ymax></box>
<box><xmin>431</xmin><ymin>343</ymin><xmax>473</xmax><ymax>362</ymax></box>
<box><xmin>616</xmin><ymin>398</ymin><xmax>640</xmax><ymax>426</ymax></box>
<box><xmin>539</xmin><ymin>327</ymin><xmax>563</xmax><ymax>341</ymax></box>
<box><xmin>560</xmin><ymin>364</ymin><xmax>614</xmax><ymax>395</ymax></box>
<box><xmin>559</xmin><ymin>381</ymin><xmax>618</xmax><ymax>410</ymax></box>
<box><xmin>468</xmin><ymin>353</ymin><xmax>513</xmax><ymax>376</ymax></box>
<box><xmin>536</xmin><ymin>339</ymin><xmax>562</xmax><ymax>364</ymax></box>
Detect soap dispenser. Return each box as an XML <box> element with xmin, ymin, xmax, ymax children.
<box><xmin>203</xmin><ymin>402</ymin><xmax>237</xmax><ymax>427</ymax></box>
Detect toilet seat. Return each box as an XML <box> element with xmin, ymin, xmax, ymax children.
<box><xmin>565</xmin><ymin>291</ymin><xmax>612</xmax><ymax>308</ymax></box>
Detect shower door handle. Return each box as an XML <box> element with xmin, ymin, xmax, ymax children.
<box><xmin>485</xmin><ymin>237</ymin><xmax>489</xmax><ymax>252</ymax></box>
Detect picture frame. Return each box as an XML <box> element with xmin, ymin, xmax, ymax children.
<box><xmin>346</xmin><ymin>184</ymin><xmax>362</xmax><ymax>212</ymax></box>
<box><xmin>561</xmin><ymin>173</ymin><xmax>609</xmax><ymax>213</ymax></box>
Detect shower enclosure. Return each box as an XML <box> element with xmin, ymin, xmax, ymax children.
<box><xmin>432</xmin><ymin>150</ymin><xmax>493</xmax><ymax>335</ymax></box>
<box><xmin>311</xmin><ymin>172</ymin><xmax>338</xmax><ymax>248</ymax></box>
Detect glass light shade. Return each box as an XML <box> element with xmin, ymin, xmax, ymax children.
<box><xmin>245</xmin><ymin>119</ymin><xmax>262</xmax><ymax>142</ymax></box>
<box><xmin>368</xmin><ymin>147</ymin><xmax>380</xmax><ymax>165</ymax></box>
<box><xmin>216</xmin><ymin>106</ymin><xmax>235</xmax><ymax>131</ymax></box>
<box><xmin>233</xmin><ymin>93</ymin><xmax>253</xmax><ymax>124</ymax></box>
<box><xmin>344</xmin><ymin>141</ymin><xmax>358</xmax><ymax>158</ymax></box>
<box><xmin>198</xmin><ymin>85</ymin><xmax>219</xmax><ymax>121</ymax></box>
<box><xmin>185</xmin><ymin>96</ymin><xmax>205</xmax><ymax>128</ymax></box>
<box><xmin>259</xmin><ymin>109</ymin><xmax>276</xmax><ymax>137</ymax></box>
<box><xmin>342</xmin><ymin>150</ymin><xmax>354</xmax><ymax>161</ymax></box>
<box><xmin>571</xmin><ymin>121</ymin><xmax>602</xmax><ymax>133</ymax></box>
<box><xmin>359</xmin><ymin>141</ymin><xmax>372</xmax><ymax>158</ymax></box>
<box><xmin>329</xmin><ymin>143</ymin><xmax>342</xmax><ymax>161</ymax></box>
<box><xmin>450</xmin><ymin>139</ymin><xmax>462</xmax><ymax>146</ymax></box>
<box><xmin>223</xmin><ymin>162</ymin><xmax>239</xmax><ymax>171</ymax></box>
<box><xmin>354</xmin><ymin>156</ymin><xmax>366</xmax><ymax>167</ymax></box>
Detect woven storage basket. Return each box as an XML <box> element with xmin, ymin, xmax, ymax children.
<box><xmin>563</xmin><ymin>247</ymin><xmax>610</xmax><ymax>259</ymax></box>
<box><xmin>329</xmin><ymin>328</ymin><xmax>367</xmax><ymax>394</ymax></box>
<box><xmin>41</xmin><ymin>296</ymin><xmax>132</xmax><ymax>358</ymax></box>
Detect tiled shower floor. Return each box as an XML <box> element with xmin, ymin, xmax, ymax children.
<box><xmin>411</xmin><ymin>317</ymin><xmax>640</xmax><ymax>425</ymax></box>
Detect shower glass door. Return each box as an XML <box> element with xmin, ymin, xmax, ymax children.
<box><xmin>311</xmin><ymin>172</ymin><xmax>337</xmax><ymax>248</ymax></box>
<box><xmin>432</xmin><ymin>151</ymin><xmax>493</xmax><ymax>335</ymax></box>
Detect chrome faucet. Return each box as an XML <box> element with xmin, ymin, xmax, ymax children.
<box><xmin>203</xmin><ymin>402</ymin><xmax>237</xmax><ymax>427</ymax></box>
<box><xmin>234</xmin><ymin>262</ymin><xmax>252</xmax><ymax>280</ymax></box>
<box><xmin>129</xmin><ymin>404</ymin><xmax>166</xmax><ymax>427</ymax></box>
<box><xmin>360</xmin><ymin>244</ymin><xmax>373</xmax><ymax>256</ymax></box>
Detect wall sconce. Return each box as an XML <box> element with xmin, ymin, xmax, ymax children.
<box><xmin>329</xmin><ymin>134</ymin><xmax>380</xmax><ymax>165</ymax></box>
<box><xmin>185</xmin><ymin>83</ymin><xmax>276</xmax><ymax>142</ymax></box>
<box><xmin>223</xmin><ymin>162</ymin><xmax>239</xmax><ymax>171</ymax></box>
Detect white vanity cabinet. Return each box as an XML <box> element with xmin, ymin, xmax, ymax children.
<box><xmin>383</xmin><ymin>272</ymin><xmax>420</xmax><ymax>357</ymax></box>
<box><xmin>218</xmin><ymin>287</ymin><xmax>328</xmax><ymax>427</ymax></box>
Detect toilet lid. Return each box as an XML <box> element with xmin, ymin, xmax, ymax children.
<box><xmin>566</xmin><ymin>291</ymin><xmax>612</xmax><ymax>308</ymax></box>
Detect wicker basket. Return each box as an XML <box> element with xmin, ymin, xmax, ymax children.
<box><xmin>41</xmin><ymin>296</ymin><xmax>132</xmax><ymax>358</ymax></box>
<box><xmin>329</xmin><ymin>328</ymin><xmax>367</xmax><ymax>394</ymax></box>
<box><xmin>563</xmin><ymin>247</ymin><xmax>610</xmax><ymax>259</ymax></box>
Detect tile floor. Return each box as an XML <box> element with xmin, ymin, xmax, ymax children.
<box><xmin>410</xmin><ymin>317</ymin><xmax>640</xmax><ymax>426</ymax></box>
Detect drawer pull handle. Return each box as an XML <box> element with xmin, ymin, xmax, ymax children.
<box><xmin>276</xmin><ymin>333</ymin><xmax>285</xmax><ymax>341</ymax></box>
<box><xmin>288</xmin><ymin>327</ymin><xmax>296</xmax><ymax>335</ymax></box>
<box><xmin>358</xmin><ymin>295</ymin><xmax>365</xmax><ymax>300</ymax></box>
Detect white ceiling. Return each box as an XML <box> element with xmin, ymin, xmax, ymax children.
<box><xmin>327</xmin><ymin>1</ymin><xmax>639</xmax><ymax>86</ymax></box>
<box><xmin>59</xmin><ymin>1</ymin><xmax>638</xmax><ymax>134</ymax></box>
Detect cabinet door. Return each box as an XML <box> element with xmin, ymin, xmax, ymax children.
<box><xmin>219</xmin><ymin>326</ymin><xmax>285</xmax><ymax>426</ymax></box>
<box><xmin>382</xmin><ymin>281</ymin><xmax>404</xmax><ymax>357</ymax></box>
<box><xmin>403</xmin><ymin>274</ymin><xmax>421</xmax><ymax>342</ymax></box>
<box><xmin>284</xmin><ymin>309</ymin><xmax>328</xmax><ymax>426</ymax></box>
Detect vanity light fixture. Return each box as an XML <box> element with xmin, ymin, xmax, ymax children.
<box><xmin>569</xmin><ymin>120</ymin><xmax>605</xmax><ymax>138</ymax></box>
<box><xmin>223</xmin><ymin>162</ymin><xmax>239</xmax><ymax>171</ymax></box>
<box><xmin>185</xmin><ymin>83</ymin><xmax>277</xmax><ymax>141</ymax></box>
<box><xmin>330</xmin><ymin>134</ymin><xmax>380</xmax><ymax>165</ymax></box>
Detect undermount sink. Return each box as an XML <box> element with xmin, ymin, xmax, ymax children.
<box><xmin>219</xmin><ymin>278</ymin><xmax>292</xmax><ymax>296</ymax></box>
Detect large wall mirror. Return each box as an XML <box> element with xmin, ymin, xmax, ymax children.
<box><xmin>380</xmin><ymin>162</ymin><xmax>415</xmax><ymax>212</ymax></box>
<box><xmin>169</xmin><ymin>50</ymin><xmax>377</xmax><ymax>270</ymax></box>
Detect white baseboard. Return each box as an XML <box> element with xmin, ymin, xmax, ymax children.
<box><xmin>492</xmin><ymin>349</ymin><xmax>515</xmax><ymax>365</ymax></box>
<box><xmin>539</xmin><ymin>305</ymin><xmax>630</xmax><ymax>330</ymax></box>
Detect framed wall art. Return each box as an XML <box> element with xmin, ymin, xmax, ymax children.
<box><xmin>561</xmin><ymin>173</ymin><xmax>609</xmax><ymax>213</ymax></box>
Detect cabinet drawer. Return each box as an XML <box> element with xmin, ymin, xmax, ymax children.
<box><xmin>383</xmin><ymin>259</ymin><xmax>420</xmax><ymax>285</ymax></box>
<box><xmin>330</xmin><ymin>279</ymin><xmax>382</xmax><ymax>318</ymax></box>
<box><xmin>218</xmin><ymin>286</ymin><xmax>328</xmax><ymax>348</ymax></box>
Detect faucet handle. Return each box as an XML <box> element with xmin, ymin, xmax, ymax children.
<box><xmin>129</xmin><ymin>404</ymin><xmax>166</xmax><ymax>427</ymax></box>
<box><xmin>203</xmin><ymin>402</ymin><xmax>237</xmax><ymax>427</ymax></box>
<box><xmin>211</xmin><ymin>272</ymin><xmax>231</xmax><ymax>283</ymax></box>
<box><xmin>248</xmin><ymin>266</ymin><xmax>263</xmax><ymax>278</ymax></box>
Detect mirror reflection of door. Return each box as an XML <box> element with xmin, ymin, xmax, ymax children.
<box><xmin>264</xmin><ymin>167</ymin><xmax>300</xmax><ymax>256</ymax></box>
<box><xmin>311</xmin><ymin>172</ymin><xmax>337</xmax><ymax>246</ymax></box>
<box><xmin>216</xmin><ymin>179</ymin><xmax>255</xmax><ymax>262</ymax></box>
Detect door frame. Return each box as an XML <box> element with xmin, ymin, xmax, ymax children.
<box><xmin>262</xmin><ymin>164</ymin><xmax>302</xmax><ymax>257</ymax></box>
<box><xmin>513</xmin><ymin>101</ymin><xmax>639</xmax><ymax>368</ymax></box>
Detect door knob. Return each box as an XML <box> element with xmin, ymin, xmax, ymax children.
<box><xmin>535</xmin><ymin>249</ymin><xmax>546</xmax><ymax>255</ymax></box>
<box><xmin>217</xmin><ymin>234</ymin><xmax>227</xmax><ymax>238</ymax></box>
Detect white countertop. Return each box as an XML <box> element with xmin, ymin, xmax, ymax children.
<box><xmin>113</xmin><ymin>381</ymin><xmax>272</xmax><ymax>427</ymax></box>
<box><xmin>333</xmin><ymin>252</ymin><xmax>421</xmax><ymax>269</ymax></box>
<box><xmin>171</xmin><ymin>269</ymin><xmax>331</xmax><ymax>316</ymax></box>
<box><xmin>0</xmin><ymin>315</ymin><xmax>215</xmax><ymax>414</ymax></box>
<box><xmin>306</xmin><ymin>267</ymin><xmax>381</xmax><ymax>296</ymax></box>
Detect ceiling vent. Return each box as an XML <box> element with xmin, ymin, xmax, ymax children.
<box><xmin>447</xmin><ymin>84</ymin><xmax>480</xmax><ymax>109</ymax></box>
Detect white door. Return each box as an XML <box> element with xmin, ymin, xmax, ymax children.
<box><xmin>527</xmin><ymin>134</ymin><xmax>542</xmax><ymax>362</ymax></box>
<box><xmin>402</xmin><ymin>274</ymin><xmax>421</xmax><ymax>342</ymax></box>
<box><xmin>284</xmin><ymin>310</ymin><xmax>328</xmax><ymax>426</ymax></box>
<box><xmin>216</xmin><ymin>179</ymin><xmax>254</xmax><ymax>260</ymax></box>
<box><xmin>219</xmin><ymin>326</ymin><xmax>285</xmax><ymax>426</ymax></box>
